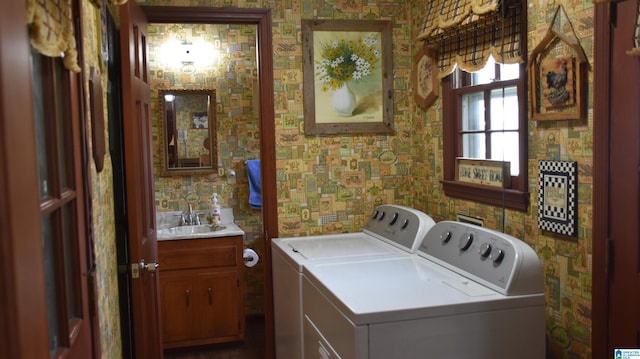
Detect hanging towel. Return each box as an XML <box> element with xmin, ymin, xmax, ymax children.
<box><xmin>246</xmin><ymin>159</ymin><xmax>262</xmax><ymax>209</ymax></box>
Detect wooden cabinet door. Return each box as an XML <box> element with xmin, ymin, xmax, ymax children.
<box><xmin>160</xmin><ymin>273</ymin><xmax>194</xmax><ymax>343</ymax></box>
<box><xmin>197</xmin><ymin>271</ymin><xmax>244</xmax><ymax>340</ymax></box>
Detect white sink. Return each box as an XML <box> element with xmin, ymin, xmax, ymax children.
<box><xmin>157</xmin><ymin>224</ymin><xmax>227</xmax><ymax>236</ymax></box>
<box><xmin>156</xmin><ymin>222</ymin><xmax>245</xmax><ymax>241</ymax></box>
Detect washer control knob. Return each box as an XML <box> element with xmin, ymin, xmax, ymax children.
<box><xmin>372</xmin><ymin>210</ymin><xmax>379</xmax><ymax>219</ymax></box>
<box><xmin>441</xmin><ymin>231</ymin><xmax>452</xmax><ymax>244</ymax></box>
<box><xmin>492</xmin><ymin>248</ymin><xmax>504</xmax><ymax>264</ymax></box>
<box><xmin>378</xmin><ymin>211</ymin><xmax>386</xmax><ymax>221</ymax></box>
<box><xmin>389</xmin><ymin>212</ymin><xmax>399</xmax><ymax>225</ymax></box>
<box><xmin>458</xmin><ymin>233</ymin><xmax>474</xmax><ymax>251</ymax></box>
<box><xmin>479</xmin><ymin>243</ymin><xmax>492</xmax><ymax>258</ymax></box>
<box><xmin>401</xmin><ymin>219</ymin><xmax>409</xmax><ymax>230</ymax></box>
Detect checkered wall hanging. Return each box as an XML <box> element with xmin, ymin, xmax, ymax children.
<box><xmin>537</xmin><ymin>160</ymin><xmax>578</xmax><ymax>237</ymax></box>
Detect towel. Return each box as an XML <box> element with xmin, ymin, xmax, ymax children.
<box><xmin>246</xmin><ymin>159</ymin><xmax>262</xmax><ymax>209</ymax></box>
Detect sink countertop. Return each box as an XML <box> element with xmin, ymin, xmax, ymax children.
<box><xmin>156</xmin><ymin>209</ymin><xmax>245</xmax><ymax>241</ymax></box>
<box><xmin>157</xmin><ymin>222</ymin><xmax>245</xmax><ymax>241</ymax></box>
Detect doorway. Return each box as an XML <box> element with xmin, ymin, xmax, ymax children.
<box><xmin>116</xmin><ymin>5</ymin><xmax>277</xmax><ymax>358</ymax></box>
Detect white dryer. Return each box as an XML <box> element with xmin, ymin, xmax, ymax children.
<box><xmin>302</xmin><ymin>221</ymin><xmax>545</xmax><ymax>359</ymax></box>
<box><xmin>272</xmin><ymin>205</ymin><xmax>436</xmax><ymax>359</ymax></box>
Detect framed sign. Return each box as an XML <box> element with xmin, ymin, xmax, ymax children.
<box><xmin>302</xmin><ymin>20</ymin><xmax>393</xmax><ymax>135</ymax></box>
<box><xmin>537</xmin><ymin>160</ymin><xmax>578</xmax><ymax>237</ymax></box>
<box><xmin>455</xmin><ymin>158</ymin><xmax>511</xmax><ymax>188</ymax></box>
<box><xmin>413</xmin><ymin>44</ymin><xmax>438</xmax><ymax>110</ymax></box>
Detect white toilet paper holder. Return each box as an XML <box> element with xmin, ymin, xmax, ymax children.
<box><xmin>243</xmin><ymin>248</ymin><xmax>259</xmax><ymax>267</ymax></box>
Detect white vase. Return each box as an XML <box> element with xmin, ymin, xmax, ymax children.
<box><xmin>332</xmin><ymin>83</ymin><xmax>356</xmax><ymax>117</ymax></box>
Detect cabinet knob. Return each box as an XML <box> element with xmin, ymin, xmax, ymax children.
<box><xmin>185</xmin><ymin>290</ymin><xmax>190</xmax><ymax>307</ymax></box>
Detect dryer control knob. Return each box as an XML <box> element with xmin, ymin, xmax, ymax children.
<box><xmin>401</xmin><ymin>219</ymin><xmax>409</xmax><ymax>230</ymax></box>
<box><xmin>458</xmin><ymin>233</ymin><xmax>473</xmax><ymax>251</ymax></box>
<box><xmin>441</xmin><ymin>231</ymin><xmax>452</xmax><ymax>243</ymax></box>
<box><xmin>479</xmin><ymin>242</ymin><xmax>492</xmax><ymax>258</ymax></box>
<box><xmin>492</xmin><ymin>248</ymin><xmax>505</xmax><ymax>264</ymax></box>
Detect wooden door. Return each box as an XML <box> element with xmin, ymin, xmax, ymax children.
<box><xmin>0</xmin><ymin>1</ymin><xmax>50</xmax><ymax>357</ymax></box>
<box><xmin>608</xmin><ymin>0</ymin><xmax>640</xmax><ymax>350</ymax></box>
<box><xmin>120</xmin><ymin>1</ymin><xmax>163</xmax><ymax>357</ymax></box>
<box><xmin>1</xmin><ymin>1</ymin><xmax>95</xmax><ymax>358</ymax></box>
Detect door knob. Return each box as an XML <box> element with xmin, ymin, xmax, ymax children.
<box><xmin>139</xmin><ymin>259</ymin><xmax>160</xmax><ymax>273</ymax></box>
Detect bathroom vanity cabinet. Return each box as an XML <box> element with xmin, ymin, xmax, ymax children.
<box><xmin>158</xmin><ymin>236</ymin><xmax>245</xmax><ymax>349</ymax></box>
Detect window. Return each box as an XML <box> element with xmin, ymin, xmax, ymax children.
<box><xmin>442</xmin><ymin>56</ymin><xmax>529</xmax><ymax>211</ymax></box>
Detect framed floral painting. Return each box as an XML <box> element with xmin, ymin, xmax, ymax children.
<box><xmin>302</xmin><ymin>20</ymin><xmax>393</xmax><ymax>135</ymax></box>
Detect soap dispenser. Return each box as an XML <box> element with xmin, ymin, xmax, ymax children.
<box><xmin>211</xmin><ymin>193</ymin><xmax>221</xmax><ymax>225</ymax></box>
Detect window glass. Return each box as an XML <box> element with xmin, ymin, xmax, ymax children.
<box><xmin>490</xmin><ymin>87</ymin><xmax>519</xmax><ymax>130</ymax></box>
<box><xmin>32</xmin><ymin>51</ymin><xmax>50</xmax><ymax>199</ymax></box>
<box><xmin>461</xmin><ymin>92</ymin><xmax>484</xmax><ymax>131</ymax></box>
<box><xmin>471</xmin><ymin>56</ymin><xmax>495</xmax><ymax>85</ymax></box>
<box><xmin>499</xmin><ymin>62</ymin><xmax>520</xmax><ymax>81</ymax></box>
<box><xmin>462</xmin><ymin>133</ymin><xmax>486</xmax><ymax>159</ymax></box>
<box><xmin>490</xmin><ymin>131</ymin><xmax>520</xmax><ymax>176</ymax></box>
<box><xmin>43</xmin><ymin>214</ymin><xmax>61</xmax><ymax>356</ymax></box>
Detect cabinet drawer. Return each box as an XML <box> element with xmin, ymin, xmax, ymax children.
<box><xmin>159</xmin><ymin>237</ymin><xmax>241</xmax><ymax>271</ymax></box>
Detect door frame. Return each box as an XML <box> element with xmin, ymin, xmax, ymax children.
<box><xmin>137</xmin><ymin>6</ymin><xmax>277</xmax><ymax>358</ymax></box>
<box><xmin>592</xmin><ymin>1</ymin><xmax>610</xmax><ymax>357</ymax></box>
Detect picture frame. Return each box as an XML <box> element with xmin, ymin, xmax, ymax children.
<box><xmin>537</xmin><ymin>160</ymin><xmax>578</xmax><ymax>237</ymax></box>
<box><xmin>191</xmin><ymin>112</ymin><xmax>208</xmax><ymax>129</ymax></box>
<box><xmin>413</xmin><ymin>44</ymin><xmax>438</xmax><ymax>110</ymax></box>
<box><xmin>302</xmin><ymin>20</ymin><xmax>393</xmax><ymax>135</ymax></box>
<box><xmin>529</xmin><ymin>5</ymin><xmax>587</xmax><ymax>121</ymax></box>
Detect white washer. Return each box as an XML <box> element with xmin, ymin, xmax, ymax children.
<box><xmin>302</xmin><ymin>221</ymin><xmax>545</xmax><ymax>359</ymax></box>
<box><xmin>272</xmin><ymin>205</ymin><xmax>436</xmax><ymax>359</ymax></box>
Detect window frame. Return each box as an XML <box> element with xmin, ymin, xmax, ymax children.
<box><xmin>442</xmin><ymin>61</ymin><xmax>529</xmax><ymax>211</ymax></box>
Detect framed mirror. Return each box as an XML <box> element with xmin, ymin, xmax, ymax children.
<box><xmin>160</xmin><ymin>89</ymin><xmax>217</xmax><ymax>176</ymax></box>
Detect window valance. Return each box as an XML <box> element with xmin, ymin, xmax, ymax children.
<box><xmin>26</xmin><ymin>0</ymin><xmax>128</xmax><ymax>73</ymax></box>
<box><xmin>26</xmin><ymin>0</ymin><xmax>81</xmax><ymax>72</ymax></box>
<box><xmin>417</xmin><ymin>0</ymin><xmax>523</xmax><ymax>78</ymax></box>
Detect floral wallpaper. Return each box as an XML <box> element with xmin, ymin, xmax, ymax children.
<box><xmin>81</xmin><ymin>0</ymin><xmax>596</xmax><ymax>357</ymax></box>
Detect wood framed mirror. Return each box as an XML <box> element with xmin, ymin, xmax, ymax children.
<box><xmin>160</xmin><ymin>89</ymin><xmax>217</xmax><ymax>175</ymax></box>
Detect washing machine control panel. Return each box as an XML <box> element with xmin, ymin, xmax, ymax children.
<box><xmin>364</xmin><ymin>204</ymin><xmax>436</xmax><ymax>254</ymax></box>
<box><xmin>419</xmin><ymin>221</ymin><xmax>543</xmax><ymax>296</ymax></box>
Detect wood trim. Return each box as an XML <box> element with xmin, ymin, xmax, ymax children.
<box><xmin>0</xmin><ymin>0</ymin><xmax>49</xmax><ymax>357</ymax></box>
<box><xmin>442</xmin><ymin>180</ymin><xmax>529</xmax><ymax>211</ymax></box>
<box><xmin>143</xmin><ymin>7</ymin><xmax>277</xmax><ymax>359</ymax></box>
<box><xmin>592</xmin><ymin>3</ymin><xmax>611</xmax><ymax>357</ymax></box>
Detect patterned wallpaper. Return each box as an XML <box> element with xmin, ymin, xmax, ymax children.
<box><xmin>82</xmin><ymin>2</ymin><xmax>122</xmax><ymax>358</ymax></box>
<box><xmin>82</xmin><ymin>0</ymin><xmax>595</xmax><ymax>357</ymax></box>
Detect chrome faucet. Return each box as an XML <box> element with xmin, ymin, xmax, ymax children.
<box><xmin>181</xmin><ymin>204</ymin><xmax>200</xmax><ymax>225</ymax></box>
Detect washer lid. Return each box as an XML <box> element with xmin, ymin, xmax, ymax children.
<box><xmin>303</xmin><ymin>256</ymin><xmax>545</xmax><ymax>326</ymax></box>
<box><xmin>287</xmin><ymin>233</ymin><xmax>406</xmax><ymax>260</ymax></box>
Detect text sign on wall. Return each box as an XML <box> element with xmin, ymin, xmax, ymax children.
<box><xmin>455</xmin><ymin>158</ymin><xmax>511</xmax><ymax>188</ymax></box>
